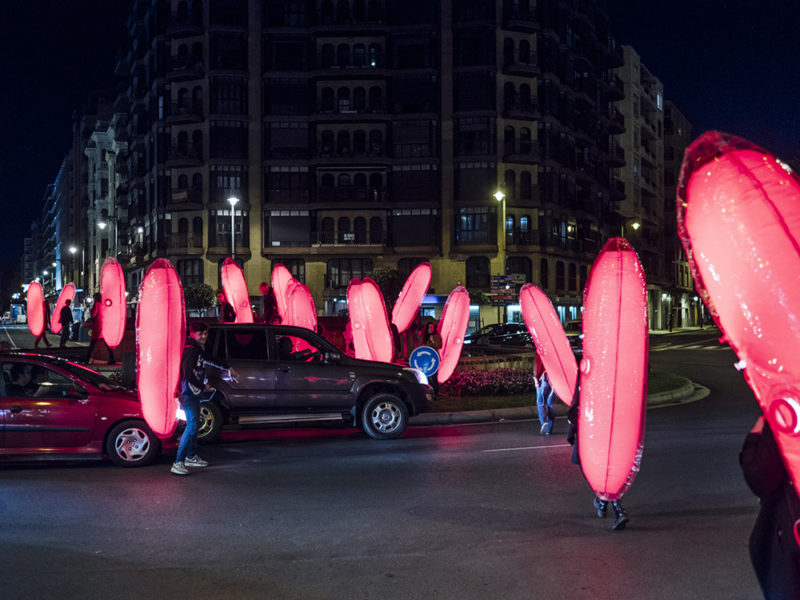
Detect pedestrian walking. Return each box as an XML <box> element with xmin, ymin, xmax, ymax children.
<box><xmin>217</xmin><ymin>292</ymin><xmax>236</xmax><ymax>322</ymax></box>
<box><xmin>33</xmin><ymin>299</ymin><xmax>52</xmax><ymax>349</ymax></box>
<box><xmin>85</xmin><ymin>293</ymin><xmax>115</xmax><ymax>364</ymax></box>
<box><xmin>58</xmin><ymin>299</ymin><xmax>74</xmax><ymax>348</ymax></box>
<box><xmin>535</xmin><ymin>361</ymin><xmax>556</xmax><ymax>435</ymax></box>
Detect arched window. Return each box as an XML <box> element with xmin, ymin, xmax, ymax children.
<box><xmin>321</xmin><ymin>87</ymin><xmax>335</xmax><ymax>111</ymax></box>
<box><xmin>178</xmin><ymin>174</ymin><xmax>189</xmax><ymax>189</ymax></box>
<box><xmin>321</xmin><ymin>173</ymin><xmax>335</xmax><ymax>187</ymax></box>
<box><xmin>506</xmin><ymin>256</ymin><xmax>532</xmax><ymax>283</ymax></box>
<box><xmin>337</xmin><ymin>43</ymin><xmax>350</xmax><ymax>68</ymax></box>
<box><xmin>354</xmin><ymin>216</ymin><xmax>367</xmax><ymax>243</ymax></box>
<box><xmin>504</xmin><ymin>82</ymin><xmax>516</xmax><ymax>110</ymax></box>
<box><xmin>192</xmin><ymin>130</ymin><xmax>203</xmax><ymax>155</ymax></box>
<box><xmin>353</xmin><ymin>130</ymin><xmax>366</xmax><ymax>154</ymax></box>
<box><xmin>540</xmin><ymin>258</ymin><xmax>549</xmax><ymax>289</ymax></box>
<box><xmin>353</xmin><ymin>87</ymin><xmax>366</xmax><ymax>110</ymax></box>
<box><xmin>337</xmin><ymin>130</ymin><xmax>350</xmax><ymax>154</ymax></box>
<box><xmin>519</xmin><ymin>39</ymin><xmax>531</xmax><ymax>64</ymax></box>
<box><xmin>504</xmin><ymin>170</ymin><xmax>516</xmax><ymax>200</ymax></box>
<box><xmin>368</xmin><ymin>44</ymin><xmax>381</xmax><ymax>67</ymax></box>
<box><xmin>177</xmin><ymin>131</ymin><xmax>189</xmax><ymax>153</ymax></box>
<box><xmin>337</xmin><ymin>87</ymin><xmax>351</xmax><ymax>112</ymax></box>
<box><xmin>337</xmin><ymin>217</ymin><xmax>351</xmax><ymax>243</ymax></box>
<box><xmin>192</xmin><ymin>217</ymin><xmax>203</xmax><ymax>235</ymax></box>
<box><xmin>337</xmin><ymin>0</ymin><xmax>349</xmax><ymax>21</ymax></box>
<box><xmin>369</xmin><ymin>129</ymin><xmax>382</xmax><ymax>154</ymax></box>
<box><xmin>337</xmin><ymin>173</ymin><xmax>351</xmax><ymax>187</ymax></box>
<box><xmin>321</xmin><ymin>130</ymin><xmax>334</xmax><ymax>154</ymax></box>
<box><xmin>369</xmin><ymin>172</ymin><xmax>382</xmax><ymax>200</ymax></box>
<box><xmin>503</xmin><ymin>38</ymin><xmax>514</xmax><ymax>65</ymax></box>
<box><xmin>579</xmin><ymin>265</ymin><xmax>588</xmax><ymax>291</ymax></box>
<box><xmin>177</xmin><ymin>88</ymin><xmax>189</xmax><ymax>108</ymax></box>
<box><xmin>369</xmin><ymin>216</ymin><xmax>382</xmax><ymax>243</ymax></box>
<box><xmin>520</xmin><ymin>127</ymin><xmax>531</xmax><ymax>154</ymax></box>
<box><xmin>504</xmin><ymin>126</ymin><xmax>515</xmax><ymax>155</ymax></box>
<box><xmin>568</xmin><ymin>263</ymin><xmax>577</xmax><ymax>291</ymax></box>
<box><xmin>368</xmin><ymin>86</ymin><xmax>382</xmax><ymax>111</ymax></box>
<box><xmin>354</xmin><ymin>173</ymin><xmax>367</xmax><ymax>189</ymax></box>
<box><xmin>178</xmin><ymin>218</ymin><xmax>189</xmax><ymax>233</ymax></box>
<box><xmin>556</xmin><ymin>261</ymin><xmax>566</xmax><ymax>290</ymax></box>
<box><xmin>465</xmin><ymin>256</ymin><xmax>490</xmax><ymax>288</ymax></box>
<box><xmin>353</xmin><ymin>44</ymin><xmax>366</xmax><ymax>66</ymax></box>
<box><xmin>520</xmin><ymin>83</ymin><xmax>532</xmax><ymax>110</ymax></box>
<box><xmin>321</xmin><ymin>44</ymin><xmax>335</xmax><ymax>68</ymax></box>
<box><xmin>520</xmin><ymin>171</ymin><xmax>532</xmax><ymax>200</ymax></box>
<box><xmin>192</xmin><ymin>173</ymin><xmax>202</xmax><ymax>189</ymax></box>
<box><xmin>192</xmin><ymin>86</ymin><xmax>202</xmax><ymax>111</ymax></box>
<box><xmin>321</xmin><ymin>217</ymin><xmax>334</xmax><ymax>243</ymax></box>
<box><xmin>505</xmin><ymin>214</ymin><xmax>515</xmax><ymax>244</ymax></box>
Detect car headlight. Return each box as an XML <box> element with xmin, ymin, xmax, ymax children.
<box><xmin>403</xmin><ymin>367</ymin><xmax>429</xmax><ymax>386</ymax></box>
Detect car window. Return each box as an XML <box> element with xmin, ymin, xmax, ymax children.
<box><xmin>224</xmin><ymin>328</ymin><xmax>268</xmax><ymax>360</ymax></box>
<box><xmin>272</xmin><ymin>333</ymin><xmax>324</xmax><ymax>363</ymax></box>
<box><xmin>1</xmin><ymin>362</ymin><xmax>87</xmax><ymax>399</ymax></box>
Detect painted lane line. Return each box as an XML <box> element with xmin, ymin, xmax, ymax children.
<box><xmin>483</xmin><ymin>444</ymin><xmax>571</xmax><ymax>453</ymax></box>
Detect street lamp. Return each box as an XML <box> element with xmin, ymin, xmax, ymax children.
<box><xmin>494</xmin><ymin>190</ymin><xmax>506</xmax><ymax>325</ymax></box>
<box><xmin>97</xmin><ymin>210</ymin><xmax>118</xmax><ymax>257</ymax></box>
<box><xmin>227</xmin><ymin>196</ymin><xmax>239</xmax><ymax>257</ymax></box>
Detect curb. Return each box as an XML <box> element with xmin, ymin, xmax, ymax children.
<box><xmin>410</xmin><ymin>374</ymin><xmax>701</xmax><ymax>427</ymax></box>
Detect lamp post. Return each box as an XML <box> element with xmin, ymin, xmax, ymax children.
<box><xmin>494</xmin><ymin>190</ymin><xmax>506</xmax><ymax>324</ymax></box>
<box><xmin>69</xmin><ymin>246</ymin><xmax>77</xmax><ymax>286</ymax></box>
<box><xmin>97</xmin><ymin>212</ymin><xmax>119</xmax><ymax>257</ymax></box>
<box><xmin>227</xmin><ymin>196</ymin><xmax>239</xmax><ymax>257</ymax></box>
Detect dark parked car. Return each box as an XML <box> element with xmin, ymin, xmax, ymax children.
<box><xmin>0</xmin><ymin>353</ymin><xmax>174</xmax><ymax>467</ymax></box>
<box><xmin>197</xmin><ymin>323</ymin><xmax>435</xmax><ymax>442</ymax></box>
<box><xmin>463</xmin><ymin>322</ymin><xmax>533</xmax><ymax>347</ymax></box>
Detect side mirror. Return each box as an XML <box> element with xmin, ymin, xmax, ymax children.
<box><xmin>324</xmin><ymin>351</ymin><xmax>342</xmax><ymax>363</ymax></box>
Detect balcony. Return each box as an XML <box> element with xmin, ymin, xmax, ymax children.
<box><xmin>607</xmin><ymin>73</ymin><xmax>625</xmax><ymax>101</ymax></box>
<box><xmin>167</xmin><ymin>16</ymin><xmax>203</xmax><ymax>38</ymax></box>
<box><xmin>169</xmin><ymin>187</ymin><xmax>203</xmax><ymax>208</ymax></box>
<box><xmin>167</xmin><ymin>145</ymin><xmax>203</xmax><ymax>167</ymax></box>
<box><xmin>167</xmin><ymin>56</ymin><xmax>204</xmax><ymax>81</ymax></box>
<box><xmin>502</xmin><ymin>98</ymin><xmax>540</xmax><ymax>120</ymax></box>
<box><xmin>168</xmin><ymin>102</ymin><xmax>203</xmax><ymax>124</ymax></box>
<box><xmin>503</xmin><ymin>9</ymin><xmax>539</xmax><ymax>32</ymax></box>
<box><xmin>502</xmin><ymin>58</ymin><xmax>539</xmax><ymax>78</ymax></box>
<box><xmin>607</xmin><ymin>144</ymin><xmax>625</xmax><ymax>168</ymax></box>
<box><xmin>167</xmin><ymin>233</ymin><xmax>204</xmax><ymax>252</ymax></box>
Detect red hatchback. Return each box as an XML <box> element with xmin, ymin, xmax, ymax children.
<box><xmin>0</xmin><ymin>353</ymin><xmax>175</xmax><ymax>467</ymax></box>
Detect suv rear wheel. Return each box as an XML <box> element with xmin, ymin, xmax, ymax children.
<box><xmin>361</xmin><ymin>393</ymin><xmax>408</xmax><ymax>440</ymax></box>
<box><xmin>198</xmin><ymin>402</ymin><xmax>224</xmax><ymax>443</ymax></box>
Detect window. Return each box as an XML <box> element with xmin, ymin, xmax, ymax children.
<box><xmin>506</xmin><ymin>256</ymin><xmax>531</xmax><ymax>283</ymax></box>
<box><xmin>455</xmin><ymin>207</ymin><xmax>493</xmax><ymax>245</ymax></box>
<box><xmin>369</xmin><ymin>216</ymin><xmax>383</xmax><ymax>243</ymax></box>
<box><xmin>321</xmin><ymin>217</ymin><xmax>334</xmax><ymax>243</ymax></box>
<box><xmin>326</xmin><ymin>258</ymin><xmax>372</xmax><ymax>288</ymax></box>
<box><xmin>211</xmin><ymin>165</ymin><xmax>247</xmax><ymax>203</ymax></box>
<box><xmin>540</xmin><ymin>258</ymin><xmax>549</xmax><ymax>289</ymax></box>
<box><xmin>211</xmin><ymin>78</ymin><xmax>247</xmax><ymax>114</ymax></box>
<box><xmin>556</xmin><ymin>261</ymin><xmax>566</xmax><ymax>291</ymax></box>
<box><xmin>223</xmin><ymin>328</ymin><xmax>268</xmax><ymax>360</ymax></box>
<box><xmin>280</xmin><ymin>258</ymin><xmax>306</xmax><ymax>284</ymax></box>
<box><xmin>353</xmin><ymin>217</ymin><xmax>367</xmax><ymax>243</ymax></box>
<box><xmin>465</xmin><ymin>256</ymin><xmax>490</xmax><ymax>288</ymax></box>
<box><xmin>337</xmin><ymin>217</ymin><xmax>351</xmax><ymax>243</ymax></box>
<box><xmin>568</xmin><ymin>263</ymin><xmax>577</xmax><ymax>291</ymax></box>
<box><xmin>178</xmin><ymin>259</ymin><xmax>204</xmax><ymax>285</ymax></box>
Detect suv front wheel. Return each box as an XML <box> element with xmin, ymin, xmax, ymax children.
<box><xmin>361</xmin><ymin>393</ymin><xmax>408</xmax><ymax>440</ymax></box>
<box><xmin>198</xmin><ymin>401</ymin><xmax>224</xmax><ymax>443</ymax></box>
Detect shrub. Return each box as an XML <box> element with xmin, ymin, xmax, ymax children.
<box><xmin>441</xmin><ymin>368</ymin><xmax>535</xmax><ymax>396</ymax></box>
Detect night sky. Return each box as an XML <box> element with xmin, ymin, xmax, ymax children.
<box><xmin>0</xmin><ymin>1</ymin><xmax>797</xmax><ymax>282</ymax></box>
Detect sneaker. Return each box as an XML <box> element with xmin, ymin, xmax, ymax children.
<box><xmin>539</xmin><ymin>422</ymin><xmax>549</xmax><ymax>435</ymax></box>
<box><xmin>171</xmin><ymin>461</ymin><xmax>189</xmax><ymax>476</ymax></box>
<box><xmin>593</xmin><ymin>496</ymin><xmax>608</xmax><ymax>519</ymax></box>
<box><xmin>185</xmin><ymin>455</ymin><xmax>208</xmax><ymax>468</ymax></box>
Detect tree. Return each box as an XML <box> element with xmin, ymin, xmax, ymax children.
<box><xmin>183</xmin><ymin>283</ymin><xmax>215</xmax><ymax>311</ymax></box>
<box><xmin>370</xmin><ymin>266</ymin><xmax>404</xmax><ymax>312</ymax></box>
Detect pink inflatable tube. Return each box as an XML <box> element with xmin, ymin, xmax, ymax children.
<box><xmin>136</xmin><ymin>259</ymin><xmax>185</xmax><ymax>439</ymax></box>
<box><xmin>391</xmin><ymin>262</ymin><xmax>432</xmax><ymax>333</ymax></box>
<box><xmin>221</xmin><ymin>257</ymin><xmax>253</xmax><ymax>324</ymax></box>
<box><xmin>347</xmin><ymin>277</ymin><xmax>393</xmax><ymax>363</ymax></box>
<box><xmin>437</xmin><ymin>286</ymin><xmax>470</xmax><ymax>383</ymax></box>
<box><xmin>51</xmin><ymin>283</ymin><xmax>76</xmax><ymax>335</ymax></box>
<box><xmin>579</xmin><ymin>238</ymin><xmax>648</xmax><ymax>502</ymax></box>
<box><xmin>271</xmin><ymin>263</ymin><xmax>293</xmax><ymax>323</ymax></box>
<box><xmin>100</xmin><ymin>257</ymin><xmax>126</xmax><ymax>349</ymax></box>
<box><xmin>519</xmin><ymin>283</ymin><xmax>577</xmax><ymax>404</ymax></box>
<box><xmin>27</xmin><ymin>281</ymin><xmax>45</xmax><ymax>338</ymax></box>
<box><xmin>285</xmin><ymin>279</ymin><xmax>317</xmax><ymax>332</ymax></box>
<box><xmin>678</xmin><ymin>131</ymin><xmax>800</xmax><ymax>496</ymax></box>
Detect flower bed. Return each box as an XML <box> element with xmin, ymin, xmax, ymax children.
<box><xmin>440</xmin><ymin>368</ymin><xmax>536</xmax><ymax>397</ymax></box>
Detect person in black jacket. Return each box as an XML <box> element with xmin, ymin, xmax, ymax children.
<box><xmin>171</xmin><ymin>321</ymin><xmax>234</xmax><ymax>476</ymax></box>
<box><xmin>58</xmin><ymin>299</ymin><xmax>73</xmax><ymax>348</ymax></box>
<box><xmin>740</xmin><ymin>417</ymin><xmax>800</xmax><ymax>598</ymax></box>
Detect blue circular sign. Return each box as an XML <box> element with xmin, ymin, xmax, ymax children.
<box><xmin>409</xmin><ymin>346</ymin><xmax>440</xmax><ymax>376</ymax></box>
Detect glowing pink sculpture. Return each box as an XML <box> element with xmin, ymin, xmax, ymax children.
<box><xmin>347</xmin><ymin>277</ymin><xmax>393</xmax><ymax>363</ymax></box>
<box><xmin>221</xmin><ymin>257</ymin><xmax>253</xmax><ymax>324</ymax></box>
<box><xmin>136</xmin><ymin>259</ymin><xmax>185</xmax><ymax>439</ymax></box>
<box><xmin>579</xmin><ymin>238</ymin><xmax>648</xmax><ymax>502</ymax></box>
<box><xmin>519</xmin><ymin>283</ymin><xmax>577</xmax><ymax>404</ymax></box>
<box><xmin>27</xmin><ymin>281</ymin><xmax>45</xmax><ymax>339</ymax></box>
<box><xmin>678</xmin><ymin>131</ymin><xmax>800</xmax><ymax>497</ymax></box>
<box><xmin>391</xmin><ymin>262</ymin><xmax>432</xmax><ymax>333</ymax></box>
<box><xmin>437</xmin><ymin>286</ymin><xmax>470</xmax><ymax>383</ymax></box>
<box><xmin>51</xmin><ymin>283</ymin><xmax>76</xmax><ymax>335</ymax></box>
<box><xmin>271</xmin><ymin>263</ymin><xmax>293</xmax><ymax>322</ymax></box>
<box><xmin>100</xmin><ymin>257</ymin><xmax>126</xmax><ymax>349</ymax></box>
<box><xmin>285</xmin><ymin>279</ymin><xmax>317</xmax><ymax>332</ymax></box>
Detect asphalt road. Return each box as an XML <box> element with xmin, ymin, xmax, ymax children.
<box><xmin>0</xmin><ymin>328</ymin><xmax>765</xmax><ymax>599</ymax></box>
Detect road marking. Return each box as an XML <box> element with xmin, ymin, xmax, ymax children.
<box><xmin>1</xmin><ymin>325</ymin><xmax>18</xmax><ymax>349</ymax></box>
<box><xmin>483</xmin><ymin>444</ymin><xmax>571</xmax><ymax>453</ymax></box>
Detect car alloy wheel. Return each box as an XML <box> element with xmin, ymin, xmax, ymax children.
<box><xmin>361</xmin><ymin>393</ymin><xmax>408</xmax><ymax>440</ymax></box>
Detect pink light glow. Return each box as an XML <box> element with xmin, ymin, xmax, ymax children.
<box><xmin>221</xmin><ymin>257</ymin><xmax>253</xmax><ymax>323</ymax></box>
<box><xmin>347</xmin><ymin>277</ymin><xmax>393</xmax><ymax>363</ymax></box>
<box><xmin>136</xmin><ymin>259</ymin><xmax>185</xmax><ymax>439</ymax></box>
<box><xmin>677</xmin><ymin>131</ymin><xmax>800</xmax><ymax>498</ymax></box>
<box><xmin>271</xmin><ymin>263</ymin><xmax>293</xmax><ymax>323</ymax></box>
<box><xmin>437</xmin><ymin>286</ymin><xmax>470</xmax><ymax>383</ymax></box>
<box><xmin>51</xmin><ymin>283</ymin><xmax>76</xmax><ymax>335</ymax></box>
<box><xmin>579</xmin><ymin>238</ymin><xmax>648</xmax><ymax>502</ymax></box>
<box><xmin>27</xmin><ymin>281</ymin><xmax>44</xmax><ymax>338</ymax></box>
<box><xmin>100</xmin><ymin>257</ymin><xmax>126</xmax><ymax>349</ymax></box>
<box><xmin>519</xmin><ymin>283</ymin><xmax>577</xmax><ymax>404</ymax></box>
<box><xmin>391</xmin><ymin>262</ymin><xmax>432</xmax><ymax>333</ymax></box>
<box><xmin>285</xmin><ymin>279</ymin><xmax>317</xmax><ymax>332</ymax></box>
